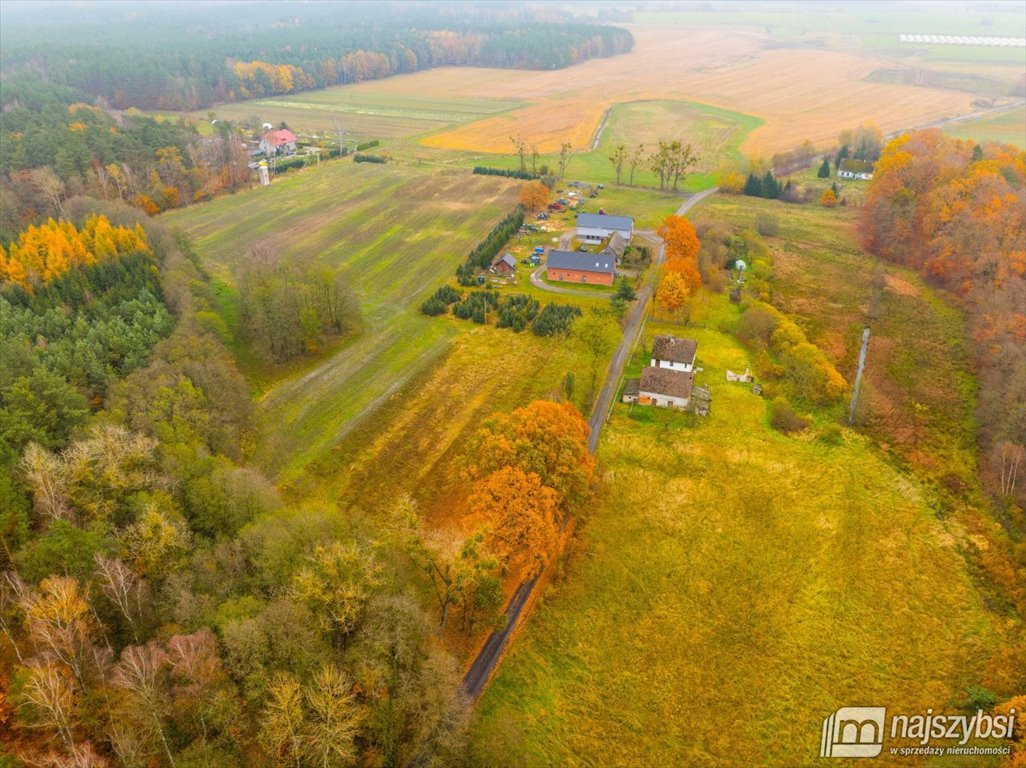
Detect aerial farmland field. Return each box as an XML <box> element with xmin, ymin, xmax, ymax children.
<box><xmin>943</xmin><ymin>106</ymin><xmax>1026</xmax><ymax>148</ymax></box>
<box><xmin>164</xmin><ymin>161</ymin><xmax>522</xmax><ymax>480</ymax></box>
<box><xmin>197</xmin><ymin>89</ymin><xmax>525</xmax><ymax>142</ymax></box>
<box><xmin>451</xmin><ymin>100</ymin><xmax>762</xmax><ymax>191</ymax></box>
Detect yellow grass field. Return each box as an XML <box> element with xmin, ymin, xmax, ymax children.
<box><xmin>331</xmin><ymin>26</ymin><xmax>979</xmax><ymax>155</ymax></box>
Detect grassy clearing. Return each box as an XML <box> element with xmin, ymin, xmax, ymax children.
<box><xmin>943</xmin><ymin>107</ymin><xmax>1026</xmax><ymax>149</ymax></box>
<box><xmin>469</xmin><ymin>195</ymin><xmax>1021</xmax><ymax>766</ymax></box>
<box><xmin>164</xmin><ymin>160</ymin><xmax>520</xmax><ymax>480</ymax></box>
<box><xmin>689</xmin><ymin>194</ymin><xmax>978</xmax><ymax>487</ymax></box>
<box><xmin>469</xmin><ymin>295</ymin><xmax>1009</xmax><ymax>767</ymax></box>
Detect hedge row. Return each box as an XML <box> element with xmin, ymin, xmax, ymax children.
<box><xmin>455</xmin><ymin>207</ymin><xmax>525</xmax><ymax>286</ymax></box>
<box><xmin>473</xmin><ymin>166</ymin><xmax>539</xmax><ymax>180</ymax></box>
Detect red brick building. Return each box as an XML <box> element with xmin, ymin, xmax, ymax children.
<box><xmin>545</xmin><ymin>249</ymin><xmax>615</xmax><ymax>286</ymax></box>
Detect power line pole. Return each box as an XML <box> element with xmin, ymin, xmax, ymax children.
<box><xmin>848</xmin><ymin>326</ymin><xmax>871</xmax><ymax>425</ymax></box>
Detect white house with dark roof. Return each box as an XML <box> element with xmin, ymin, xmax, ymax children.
<box><xmin>651</xmin><ymin>335</ymin><xmax>697</xmax><ymax>372</ymax></box>
<box><xmin>576</xmin><ymin>213</ymin><xmax>634</xmax><ymax>245</ymax></box>
<box><xmin>622</xmin><ymin>367</ymin><xmax>695</xmax><ymax>409</ymax></box>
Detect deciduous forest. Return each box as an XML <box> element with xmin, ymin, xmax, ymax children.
<box><xmin>861</xmin><ymin>131</ymin><xmax>1026</xmax><ymax>508</ymax></box>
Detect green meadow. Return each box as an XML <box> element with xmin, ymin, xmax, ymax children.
<box><xmin>943</xmin><ymin>107</ymin><xmax>1026</xmax><ymax>149</ymax></box>
<box><xmin>452</xmin><ymin>100</ymin><xmax>761</xmax><ymax>193</ymax></box>
<box><xmin>469</xmin><ymin>299</ymin><xmax>1006</xmax><ymax>767</ymax></box>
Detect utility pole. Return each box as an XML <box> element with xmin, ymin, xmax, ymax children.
<box><xmin>848</xmin><ymin>326</ymin><xmax>871</xmax><ymax>425</ymax></box>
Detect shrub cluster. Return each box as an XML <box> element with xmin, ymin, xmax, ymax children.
<box><xmin>769</xmin><ymin>397</ymin><xmax>810</xmax><ymax>434</ymax></box>
<box><xmin>530</xmin><ymin>302</ymin><xmax>582</xmax><ymax>337</ymax></box>
<box><xmin>353</xmin><ymin>153</ymin><xmax>386</xmax><ymax>164</ymax></box>
<box><xmin>420</xmin><ymin>285</ymin><xmax>463</xmax><ymax>316</ymax></box>
<box><xmin>355</xmin><ymin>139</ymin><xmax>380</xmax><ymax>151</ymax></box>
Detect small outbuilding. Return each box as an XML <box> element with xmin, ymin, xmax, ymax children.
<box><xmin>494</xmin><ymin>253</ymin><xmax>517</xmax><ymax>275</ymax></box>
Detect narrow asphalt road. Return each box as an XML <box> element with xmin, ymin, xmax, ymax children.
<box><xmin>461</xmin><ymin>186</ymin><xmax>717</xmax><ymax>699</ymax></box>
<box><xmin>585</xmin><ymin>187</ymin><xmax>717</xmax><ymax>452</ymax></box>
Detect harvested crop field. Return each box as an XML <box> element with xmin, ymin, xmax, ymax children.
<box><xmin>393</xmin><ymin>25</ymin><xmax>977</xmax><ymax>154</ymax></box>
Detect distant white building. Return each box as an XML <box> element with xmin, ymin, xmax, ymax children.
<box><xmin>576</xmin><ymin>213</ymin><xmax>634</xmax><ymax>245</ymax></box>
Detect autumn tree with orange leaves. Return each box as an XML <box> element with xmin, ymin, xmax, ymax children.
<box><xmin>518</xmin><ymin>180</ymin><xmax>549</xmax><ymax>211</ymax></box>
<box><xmin>0</xmin><ymin>215</ymin><xmax>150</xmax><ymax>290</ymax></box>
<box><xmin>465</xmin><ymin>400</ymin><xmax>594</xmax><ymax>512</ymax></box>
<box><xmin>469</xmin><ymin>466</ymin><xmax>560</xmax><ymax>575</ymax></box>
<box><xmin>656</xmin><ymin>214</ymin><xmax>702</xmax><ymax>313</ymax></box>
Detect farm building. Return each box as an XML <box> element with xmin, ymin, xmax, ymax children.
<box><xmin>651</xmin><ymin>335</ymin><xmax>697</xmax><ymax>372</ymax></box>
<box><xmin>545</xmin><ymin>250</ymin><xmax>616</xmax><ymax>286</ymax></box>
<box><xmin>601</xmin><ymin>231</ymin><xmax>628</xmax><ymax>261</ymax></box>
<box><xmin>622</xmin><ymin>366</ymin><xmax>695</xmax><ymax>409</ymax></box>
<box><xmin>576</xmin><ymin>213</ymin><xmax>634</xmax><ymax>245</ymax></box>
<box><xmin>838</xmin><ymin>158</ymin><xmax>874</xmax><ymax>180</ymax></box>
<box><xmin>259</xmin><ymin>129</ymin><xmax>298</xmax><ymax>157</ymax></box>
<box><xmin>493</xmin><ymin>253</ymin><xmax>517</xmax><ymax>275</ymax></box>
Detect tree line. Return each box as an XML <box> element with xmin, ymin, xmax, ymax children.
<box><xmin>0</xmin><ymin>84</ymin><xmax>252</xmax><ymax>243</ymax></box>
<box><xmin>861</xmin><ymin>130</ymin><xmax>1026</xmax><ymax>506</ymax></box>
<box><xmin>455</xmin><ymin>207</ymin><xmax>525</xmax><ymax>286</ymax></box>
<box><xmin>607</xmin><ymin>140</ymin><xmax>698</xmax><ymax>191</ymax></box>
<box><xmin>1</xmin><ymin>3</ymin><xmax>633</xmax><ymax>111</ymax></box>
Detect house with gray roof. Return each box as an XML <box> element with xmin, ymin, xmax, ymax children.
<box><xmin>576</xmin><ymin>212</ymin><xmax>634</xmax><ymax>245</ymax></box>
<box><xmin>545</xmin><ymin>249</ymin><xmax>616</xmax><ymax>286</ymax></box>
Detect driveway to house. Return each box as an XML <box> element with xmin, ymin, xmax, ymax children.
<box><xmin>462</xmin><ymin>187</ymin><xmax>717</xmax><ymax>699</ymax></box>
<box><xmin>528</xmin><ymin>228</ymin><xmax>591</xmax><ymax>295</ymax></box>
<box><xmin>586</xmin><ymin>187</ymin><xmax>717</xmax><ymax>452</ymax></box>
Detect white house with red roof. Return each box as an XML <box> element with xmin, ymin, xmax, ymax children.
<box><xmin>259</xmin><ymin>128</ymin><xmax>297</xmax><ymax>157</ymax></box>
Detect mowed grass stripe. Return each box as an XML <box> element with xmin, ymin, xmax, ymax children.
<box><xmin>166</xmin><ymin>161</ymin><xmax>519</xmax><ymax>479</ymax></box>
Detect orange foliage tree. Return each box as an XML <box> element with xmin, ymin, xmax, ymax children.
<box><xmin>658</xmin><ymin>214</ymin><xmax>702</xmax><ymax>291</ymax></box>
<box><xmin>0</xmin><ymin>215</ymin><xmax>150</xmax><ymax>290</ymax></box>
<box><xmin>657</xmin><ymin>270</ymin><xmax>691</xmax><ymax>313</ymax></box>
<box><xmin>469</xmin><ymin>466</ymin><xmax>559</xmax><ymax>575</ymax></box>
<box><xmin>518</xmin><ymin>180</ymin><xmax>549</xmax><ymax>211</ymax></box>
<box><xmin>466</xmin><ymin>400</ymin><xmax>594</xmax><ymax>512</ymax></box>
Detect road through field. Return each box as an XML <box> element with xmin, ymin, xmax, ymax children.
<box><xmin>462</xmin><ymin>187</ymin><xmax>716</xmax><ymax>698</ymax></box>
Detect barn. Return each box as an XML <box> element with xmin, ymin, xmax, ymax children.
<box><xmin>545</xmin><ymin>250</ymin><xmax>616</xmax><ymax>286</ymax></box>
<box><xmin>576</xmin><ymin>213</ymin><xmax>634</xmax><ymax>245</ymax></box>
<box><xmin>493</xmin><ymin>253</ymin><xmax>517</xmax><ymax>275</ymax></box>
